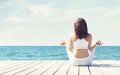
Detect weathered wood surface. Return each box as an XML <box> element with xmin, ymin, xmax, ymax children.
<box><xmin>0</xmin><ymin>60</ymin><xmax>119</xmax><ymax>75</ymax></box>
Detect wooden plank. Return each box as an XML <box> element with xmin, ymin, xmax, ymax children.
<box><xmin>0</xmin><ymin>61</ymin><xmax>119</xmax><ymax>75</ymax></box>
<box><xmin>0</xmin><ymin>61</ymin><xmax>25</xmax><ymax>70</ymax></box>
<box><xmin>94</xmin><ymin>60</ymin><xmax>120</xmax><ymax>65</ymax></box>
<box><xmin>0</xmin><ymin>61</ymin><xmax>17</xmax><ymax>68</ymax></box>
<box><xmin>89</xmin><ymin>66</ymin><xmax>104</xmax><ymax>75</ymax></box>
<box><xmin>54</xmin><ymin>61</ymin><xmax>71</xmax><ymax>75</ymax></box>
<box><xmin>91</xmin><ymin>60</ymin><xmax>120</xmax><ymax>75</ymax></box>
<box><xmin>12</xmin><ymin>61</ymin><xmax>48</xmax><ymax>75</ymax></box>
<box><xmin>0</xmin><ymin>61</ymin><xmax>30</xmax><ymax>74</ymax></box>
<box><xmin>112</xmin><ymin>67</ymin><xmax>120</xmax><ymax>74</ymax></box>
<box><xmin>93</xmin><ymin>61</ymin><xmax>120</xmax><ymax>75</ymax></box>
<box><xmin>100</xmin><ymin>67</ymin><xmax>120</xmax><ymax>75</ymax></box>
<box><xmin>28</xmin><ymin>61</ymin><xmax>57</xmax><ymax>75</ymax></box>
<box><xmin>3</xmin><ymin>61</ymin><xmax>42</xmax><ymax>75</ymax></box>
<box><xmin>0</xmin><ymin>62</ymin><xmax>17</xmax><ymax>70</ymax></box>
<box><xmin>79</xmin><ymin>66</ymin><xmax>90</xmax><ymax>75</ymax></box>
<box><xmin>42</xmin><ymin>61</ymin><xmax>65</xmax><ymax>75</ymax></box>
<box><xmin>67</xmin><ymin>65</ymin><xmax>79</xmax><ymax>75</ymax></box>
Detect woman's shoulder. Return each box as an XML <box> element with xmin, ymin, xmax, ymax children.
<box><xmin>86</xmin><ymin>33</ymin><xmax>92</xmax><ymax>41</ymax></box>
<box><xmin>69</xmin><ymin>33</ymin><xmax>75</xmax><ymax>37</ymax></box>
<box><xmin>69</xmin><ymin>33</ymin><xmax>76</xmax><ymax>41</ymax></box>
<box><xmin>87</xmin><ymin>33</ymin><xmax>92</xmax><ymax>38</ymax></box>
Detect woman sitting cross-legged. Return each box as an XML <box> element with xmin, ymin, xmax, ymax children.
<box><xmin>60</xmin><ymin>18</ymin><xmax>102</xmax><ymax>66</ymax></box>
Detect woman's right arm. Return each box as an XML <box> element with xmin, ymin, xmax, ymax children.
<box><xmin>66</xmin><ymin>34</ymin><xmax>74</xmax><ymax>52</ymax></box>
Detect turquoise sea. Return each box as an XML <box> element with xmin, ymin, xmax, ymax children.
<box><xmin>0</xmin><ymin>46</ymin><xmax>120</xmax><ymax>60</ymax></box>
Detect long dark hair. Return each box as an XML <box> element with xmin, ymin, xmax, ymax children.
<box><xmin>74</xmin><ymin>18</ymin><xmax>88</xmax><ymax>39</ymax></box>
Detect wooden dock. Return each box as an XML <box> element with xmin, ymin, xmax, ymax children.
<box><xmin>0</xmin><ymin>60</ymin><xmax>120</xmax><ymax>75</ymax></box>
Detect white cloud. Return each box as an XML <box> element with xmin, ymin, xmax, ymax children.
<box><xmin>0</xmin><ymin>25</ymin><xmax>61</xmax><ymax>45</ymax></box>
<box><xmin>4</xmin><ymin>16</ymin><xmax>27</xmax><ymax>23</ymax></box>
<box><xmin>1</xmin><ymin>0</ymin><xmax>120</xmax><ymax>45</ymax></box>
<box><xmin>3</xmin><ymin>4</ymin><xmax>57</xmax><ymax>24</ymax></box>
<box><xmin>0</xmin><ymin>1</ymin><xmax>16</xmax><ymax>7</ymax></box>
<box><xmin>29</xmin><ymin>4</ymin><xmax>54</xmax><ymax>18</ymax></box>
<box><xmin>106</xmin><ymin>8</ymin><xmax>120</xmax><ymax>17</ymax></box>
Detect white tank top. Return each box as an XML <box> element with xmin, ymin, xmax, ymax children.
<box><xmin>73</xmin><ymin>39</ymin><xmax>89</xmax><ymax>49</ymax></box>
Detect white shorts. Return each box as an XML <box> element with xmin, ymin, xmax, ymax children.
<box><xmin>66</xmin><ymin>48</ymin><xmax>95</xmax><ymax>66</ymax></box>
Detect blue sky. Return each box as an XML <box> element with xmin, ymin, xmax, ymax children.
<box><xmin>0</xmin><ymin>0</ymin><xmax>120</xmax><ymax>45</ymax></box>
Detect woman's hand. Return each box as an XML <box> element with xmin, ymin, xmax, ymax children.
<box><xmin>96</xmin><ymin>40</ymin><xmax>102</xmax><ymax>46</ymax></box>
<box><xmin>60</xmin><ymin>40</ymin><xmax>66</xmax><ymax>45</ymax></box>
